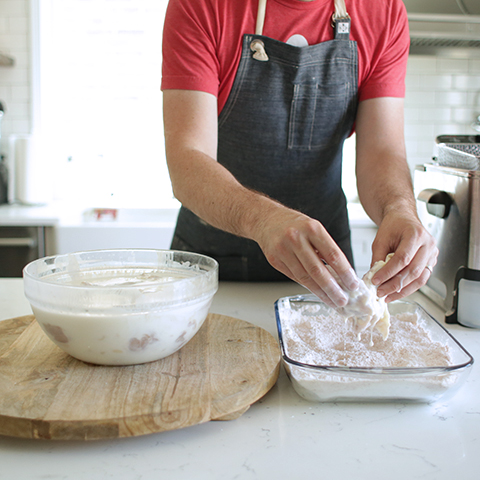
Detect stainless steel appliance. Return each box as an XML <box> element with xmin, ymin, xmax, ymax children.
<box><xmin>414</xmin><ymin>136</ymin><xmax>480</xmax><ymax>328</ymax></box>
<box><xmin>0</xmin><ymin>102</ymin><xmax>7</xmax><ymax>205</ymax></box>
<box><xmin>0</xmin><ymin>226</ymin><xmax>45</xmax><ymax>277</ymax></box>
<box><xmin>0</xmin><ymin>157</ymin><xmax>7</xmax><ymax>205</ymax></box>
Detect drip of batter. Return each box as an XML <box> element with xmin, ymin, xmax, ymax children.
<box><xmin>328</xmin><ymin>254</ymin><xmax>394</xmax><ymax>343</ymax></box>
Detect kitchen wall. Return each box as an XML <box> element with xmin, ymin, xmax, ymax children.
<box><xmin>1</xmin><ymin>1</ymin><xmax>480</xmax><ymax>190</ymax></box>
<box><xmin>404</xmin><ymin>55</ymin><xmax>480</xmax><ymax>170</ymax></box>
<box><xmin>0</xmin><ymin>0</ymin><xmax>31</xmax><ymax>152</ymax></box>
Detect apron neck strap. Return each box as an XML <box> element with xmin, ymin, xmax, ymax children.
<box><xmin>255</xmin><ymin>0</ymin><xmax>350</xmax><ymax>37</ymax></box>
<box><xmin>332</xmin><ymin>0</ymin><xmax>350</xmax><ymax>39</ymax></box>
<box><xmin>255</xmin><ymin>0</ymin><xmax>267</xmax><ymax>36</ymax></box>
<box><xmin>333</xmin><ymin>0</ymin><xmax>347</xmax><ymax>18</ymax></box>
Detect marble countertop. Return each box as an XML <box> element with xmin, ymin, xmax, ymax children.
<box><xmin>0</xmin><ymin>278</ymin><xmax>478</xmax><ymax>480</ymax></box>
<box><xmin>0</xmin><ymin>204</ymin><xmax>60</xmax><ymax>227</ymax></box>
<box><xmin>0</xmin><ymin>202</ymin><xmax>376</xmax><ymax>228</ymax></box>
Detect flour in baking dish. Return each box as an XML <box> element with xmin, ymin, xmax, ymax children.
<box><xmin>282</xmin><ymin>305</ymin><xmax>452</xmax><ymax>368</ymax></box>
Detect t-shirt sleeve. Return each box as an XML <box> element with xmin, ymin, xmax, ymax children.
<box><xmin>358</xmin><ymin>0</ymin><xmax>410</xmax><ymax>101</ymax></box>
<box><xmin>161</xmin><ymin>0</ymin><xmax>220</xmax><ymax>96</ymax></box>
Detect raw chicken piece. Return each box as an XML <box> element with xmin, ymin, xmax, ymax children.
<box><xmin>328</xmin><ymin>254</ymin><xmax>394</xmax><ymax>342</ymax></box>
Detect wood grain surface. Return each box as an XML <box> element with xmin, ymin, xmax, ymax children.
<box><xmin>0</xmin><ymin>313</ymin><xmax>281</xmax><ymax>441</ymax></box>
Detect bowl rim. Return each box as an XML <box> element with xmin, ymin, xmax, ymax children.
<box><xmin>23</xmin><ymin>248</ymin><xmax>219</xmax><ymax>291</ymax></box>
<box><xmin>275</xmin><ymin>294</ymin><xmax>474</xmax><ymax>376</ymax></box>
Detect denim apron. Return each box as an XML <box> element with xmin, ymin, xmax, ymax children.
<box><xmin>171</xmin><ymin>0</ymin><xmax>358</xmax><ymax>281</ymax></box>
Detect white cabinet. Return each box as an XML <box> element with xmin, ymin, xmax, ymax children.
<box><xmin>351</xmin><ymin>226</ymin><xmax>377</xmax><ymax>277</ymax></box>
<box><xmin>347</xmin><ymin>203</ymin><xmax>377</xmax><ymax>276</ymax></box>
<box><xmin>53</xmin><ymin>224</ymin><xmax>175</xmax><ymax>254</ymax></box>
<box><xmin>51</xmin><ymin>208</ymin><xmax>179</xmax><ymax>254</ymax></box>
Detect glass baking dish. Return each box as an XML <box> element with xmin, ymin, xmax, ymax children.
<box><xmin>275</xmin><ymin>295</ymin><xmax>474</xmax><ymax>403</ymax></box>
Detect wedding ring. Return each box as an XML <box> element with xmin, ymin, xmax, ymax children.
<box><xmin>425</xmin><ymin>265</ymin><xmax>433</xmax><ymax>274</ymax></box>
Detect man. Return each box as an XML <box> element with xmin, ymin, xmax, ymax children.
<box><xmin>161</xmin><ymin>0</ymin><xmax>438</xmax><ymax>308</ymax></box>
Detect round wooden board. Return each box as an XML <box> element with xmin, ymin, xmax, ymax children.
<box><xmin>0</xmin><ymin>313</ymin><xmax>281</xmax><ymax>441</ymax></box>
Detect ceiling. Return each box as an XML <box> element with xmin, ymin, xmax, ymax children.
<box><xmin>403</xmin><ymin>0</ymin><xmax>480</xmax><ymax>15</ymax></box>
<box><xmin>402</xmin><ymin>0</ymin><xmax>480</xmax><ymax>56</ymax></box>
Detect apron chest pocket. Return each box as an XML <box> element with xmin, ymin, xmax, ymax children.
<box><xmin>288</xmin><ymin>82</ymin><xmax>348</xmax><ymax>150</ymax></box>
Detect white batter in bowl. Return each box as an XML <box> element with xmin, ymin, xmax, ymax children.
<box><xmin>23</xmin><ymin>249</ymin><xmax>218</xmax><ymax>365</ymax></box>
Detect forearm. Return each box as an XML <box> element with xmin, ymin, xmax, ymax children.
<box><xmin>166</xmin><ymin>144</ymin><xmax>286</xmax><ymax>242</ymax></box>
<box><xmin>354</xmin><ymin>97</ymin><xmax>438</xmax><ymax>300</ymax></box>
<box><xmin>355</xmin><ymin>97</ymin><xmax>418</xmax><ymax>226</ymax></box>
<box><xmin>163</xmin><ymin>89</ymin><xmax>288</xmax><ymax>242</ymax></box>
<box><xmin>356</xmin><ymin>149</ymin><xmax>417</xmax><ymax>225</ymax></box>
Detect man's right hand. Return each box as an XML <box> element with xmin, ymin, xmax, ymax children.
<box><xmin>253</xmin><ymin>206</ymin><xmax>360</xmax><ymax>307</ymax></box>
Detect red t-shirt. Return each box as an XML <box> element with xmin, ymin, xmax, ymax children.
<box><xmin>161</xmin><ymin>0</ymin><xmax>409</xmax><ymax>115</ymax></box>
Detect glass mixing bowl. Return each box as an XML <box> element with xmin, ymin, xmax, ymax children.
<box><xmin>23</xmin><ymin>249</ymin><xmax>218</xmax><ymax>365</ymax></box>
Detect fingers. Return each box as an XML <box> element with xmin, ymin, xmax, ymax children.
<box><xmin>282</xmin><ymin>260</ymin><xmax>337</xmax><ymax>308</ymax></box>
<box><xmin>383</xmin><ymin>267</ymin><xmax>432</xmax><ymax>302</ymax></box>
<box><xmin>367</xmin><ymin>211</ymin><xmax>439</xmax><ymax>301</ymax></box>
<box><xmin>309</xmin><ymin>231</ymin><xmax>360</xmax><ymax>292</ymax></box>
<box><xmin>275</xmin><ymin>242</ymin><xmax>350</xmax><ymax>308</ymax></box>
<box><xmin>262</xmin><ymin>217</ymin><xmax>358</xmax><ymax>308</ymax></box>
<box><xmin>372</xmin><ymin>243</ymin><xmax>438</xmax><ymax>301</ymax></box>
<box><xmin>298</xmin><ymin>244</ymin><xmax>359</xmax><ymax>307</ymax></box>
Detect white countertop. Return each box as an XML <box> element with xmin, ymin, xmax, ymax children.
<box><xmin>0</xmin><ymin>202</ymin><xmax>376</xmax><ymax>228</ymax></box>
<box><xmin>0</xmin><ymin>278</ymin><xmax>478</xmax><ymax>480</ymax></box>
<box><xmin>0</xmin><ymin>204</ymin><xmax>60</xmax><ymax>227</ymax></box>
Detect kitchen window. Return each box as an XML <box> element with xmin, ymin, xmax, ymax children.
<box><xmin>35</xmin><ymin>0</ymin><xmax>174</xmax><ymax>209</ymax></box>
<box><xmin>34</xmin><ymin>0</ymin><xmax>357</xmax><ymax>209</ymax></box>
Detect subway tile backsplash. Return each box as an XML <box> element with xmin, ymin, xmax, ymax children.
<box><xmin>0</xmin><ymin>0</ymin><xmax>479</xmax><ymax>177</ymax></box>
<box><xmin>404</xmin><ymin>55</ymin><xmax>480</xmax><ymax>171</ymax></box>
<box><xmin>0</xmin><ymin>0</ymin><xmax>31</xmax><ymax>149</ymax></box>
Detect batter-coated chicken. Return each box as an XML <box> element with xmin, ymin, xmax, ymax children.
<box><xmin>328</xmin><ymin>254</ymin><xmax>393</xmax><ymax>342</ymax></box>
